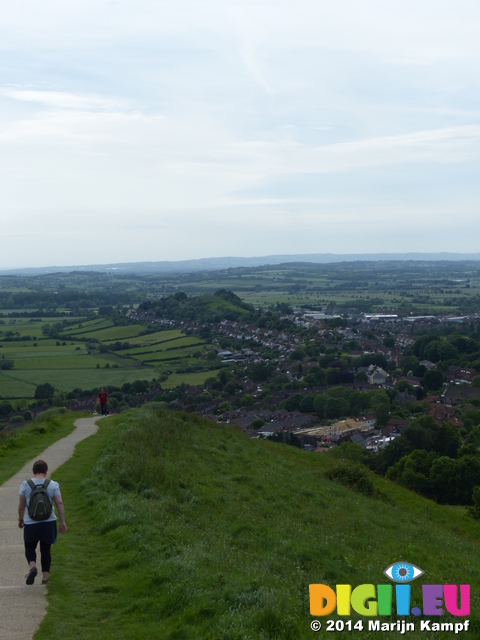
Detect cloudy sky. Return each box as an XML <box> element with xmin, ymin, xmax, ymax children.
<box><xmin>1</xmin><ymin>0</ymin><xmax>480</xmax><ymax>268</ymax></box>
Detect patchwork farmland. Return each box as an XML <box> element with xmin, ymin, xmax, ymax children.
<box><xmin>0</xmin><ymin>317</ymin><xmax>213</xmax><ymax>400</ymax></box>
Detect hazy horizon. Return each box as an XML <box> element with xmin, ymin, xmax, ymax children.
<box><xmin>2</xmin><ymin>1</ymin><xmax>480</xmax><ymax>268</ymax></box>
<box><xmin>3</xmin><ymin>251</ymin><xmax>480</xmax><ymax>275</ymax></box>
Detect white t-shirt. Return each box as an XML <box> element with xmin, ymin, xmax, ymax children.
<box><xmin>19</xmin><ymin>478</ymin><xmax>61</xmax><ymax>525</ymax></box>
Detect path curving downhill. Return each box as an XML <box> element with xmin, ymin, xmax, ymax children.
<box><xmin>0</xmin><ymin>416</ymin><xmax>101</xmax><ymax>640</ymax></box>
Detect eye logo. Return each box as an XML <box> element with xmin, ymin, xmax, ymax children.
<box><xmin>384</xmin><ymin>562</ymin><xmax>424</xmax><ymax>583</ymax></box>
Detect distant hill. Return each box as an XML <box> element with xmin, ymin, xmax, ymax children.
<box><xmin>140</xmin><ymin>289</ymin><xmax>254</xmax><ymax>322</ymax></box>
<box><xmin>3</xmin><ymin>252</ymin><xmax>480</xmax><ymax>276</ymax></box>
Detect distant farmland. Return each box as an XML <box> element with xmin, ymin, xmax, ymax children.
<box><xmin>0</xmin><ymin>317</ymin><xmax>214</xmax><ymax>399</ymax></box>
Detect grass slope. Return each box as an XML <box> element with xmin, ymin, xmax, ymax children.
<box><xmin>38</xmin><ymin>408</ymin><xmax>480</xmax><ymax>639</ymax></box>
<box><xmin>0</xmin><ymin>409</ymin><xmax>81</xmax><ymax>485</ymax></box>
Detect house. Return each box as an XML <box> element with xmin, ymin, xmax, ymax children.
<box><xmin>367</xmin><ymin>366</ymin><xmax>388</xmax><ymax>385</ymax></box>
<box><xmin>362</xmin><ymin>414</ymin><xmax>376</xmax><ymax>428</ymax></box>
<box><xmin>383</xmin><ymin>419</ymin><xmax>408</xmax><ymax>434</ymax></box>
<box><xmin>448</xmin><ymin>366</ymin><xmax>479</xmax><ymax>385</ymax></box>
<box><xmin>420</xmin><ymin>360</ymin><xmax>436</xmax><ymax>371</ymax></box>
<box><xmin>444</xmin><ymin>385</ymin><xmax>480</xmax><ymax>406</ymax></box>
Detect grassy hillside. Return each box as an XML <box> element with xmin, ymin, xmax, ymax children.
<box><xmin>39</xmin><ymin>408</ymin><xmax>480</xmax><ymax>639</ymax></box>
<box><xmin>0</xmin><ymin>409</ymin><xmax>80</xmax><ymax>485</ymax></box>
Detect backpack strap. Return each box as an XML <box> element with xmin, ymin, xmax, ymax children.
<box><xmin>26</xmin><ymin>478</ymin><xmax>51</xmax><ymax>490</ymax></box>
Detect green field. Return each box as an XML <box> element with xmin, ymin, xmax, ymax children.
<box><xmin>123</xmin><ymin>336</ymin><xmax>203</xmax><ymax>355</ymax></box>
<box><xmin>161</xmin><ymin>370</ymin><xmax>220</xmax><ymax>389</ymax></box>
<box><xmin>0</xmin><ymin>320</ymin><xmax>213</xmax><ymax>397</ymax></box>
<box><xmin>0</xmin><ymin>368</ymin><xmax>157</xmax><ymax>396</ymax></box>
<box><xmin>105</xmin><ymin>329</ymin><xmax>184</xmax><ymax>346</ymax></box>
<box><xmin>0</xmin><ymin>344</ymin><xmax>85</xmax><ymax>356</ymax></box>
<box><xmin>0</xmin><ymin>372</ymin><xmax>39</xmax><ymax>397</ymax></box>
<box><xmin>64</xmin><ymin>319</ymin><xmax>113</xmax><ymax>336</ymax></box>
<box><xmin>11</xmin><ymin>356</ymin><xmax>110</xmax><ymax>370</ymax></box>
<box><xmin>69</xmin><ymin>324</ymin><xmax>145</xmax><ymax>341</ymax></box>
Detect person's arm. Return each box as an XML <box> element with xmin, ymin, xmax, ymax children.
<box><xmin>53</xmin><ymin>494</ymin><xmax>67</xmax><ymax>534</ymax></box>
<box><xmin>18</xmin><ymin>495</ymin><xmax>26</xmax><ymax>528</ymax></box>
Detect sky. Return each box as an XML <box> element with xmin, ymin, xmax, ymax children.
<box><xmin>1</xmin><ymin>0</ymin><xmax>480</xmax><ymax>268</ymax></box>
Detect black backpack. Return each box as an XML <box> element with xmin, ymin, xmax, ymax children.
<box><xmin>27</xmin><ymin>479</ymin><xmax>53</xmax><ymax>521</ymax></box>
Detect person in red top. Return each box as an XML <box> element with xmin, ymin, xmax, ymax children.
<box><xmin>98</xmin><ymin>388</ymin><xmax>108</xmax><ymax>416</ymax></box>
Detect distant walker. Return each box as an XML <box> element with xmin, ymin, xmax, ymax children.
<box><xmin>98</xmin><ymin>387</ymin><xmax>108</xmax><ymax>416</ymax></box>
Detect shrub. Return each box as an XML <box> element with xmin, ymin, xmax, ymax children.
<box><xmin>10</xmin><ymin>415</ymin><xmax>24</xmax><ymax>424</ymax></box>
<box><xmin>0</xmin><ymin>401</ymin><xmax>13</xmax><ymax>418</ymax></box>
<box><xmin>324</xmin><ymin>462</ymin><xmax>375</xmax><ymax>497</ymax></box>
<box><xmin>468</xmin><ymin>486</ymin><xmax>480</xmax><ymax>519</ymax></box>
<box><xmin>35</xmin><ymin>407</ymin><xmax>67</xmax><ymax>422</ymax></box>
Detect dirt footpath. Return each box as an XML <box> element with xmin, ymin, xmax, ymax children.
<box><xmin>0</xmin><ymin>416</ymin><xmax>101</xmax><ymax>640</ymax></box>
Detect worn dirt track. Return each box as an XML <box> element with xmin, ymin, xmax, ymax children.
<box><xmin>0</xmin><ymin>416</ymin><xmax>101</xmax><ymax>640</ymax></box>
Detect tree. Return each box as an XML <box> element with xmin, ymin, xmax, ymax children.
<box><xmin>313</xmin><ymin>394</ymin><xmax>326</xmax><ymax>416</ymax></box>
<box><xmin>285</xmin><ymin>394</ymin><xmax>303</xmax><ymax>412</ymax></box>
<box><xmin>429</xmin><ymin>457</ymin><xmax>457</xmax><ymax>503</ymax></box>
<box><xmin>0</xmin><ymin>401</ymin><xmax>13</xmax><ymax>418</ymax></box>
<box><xmin>471</xmin><ymin>376</ymin><xmax>480</xmax><ymax>388</ymax></box>
<box><xmin>375</xmin><ymin>403</ymin><xmax>390</xmax><ymax>427</ymax></box>
<box><xmin>395</xmin><ymin>380</ymin><xmax>415</xmax><ymax>394</ymax></box>
<box><xmin>458</xmin><ymin>444</ymin><xmax>480</xmax><ymax>458</ymax></box>
<box><xmin>455</xmin><ymin>456</ymin><xmax>480</xmax><ymax>504</ymax></box>
<box><xmin>0</xmin><ymin>359</ymin><xmax>14</xmax><ymax>370</ymax></box>
<box><xmin>467</xmin><ymin>486</ymin><xmax>480</xmax><ymax>519</ymax></box>
<box><xmin>355</xmin><ymin>371</ymin><xmax>368</xmax><ymax>383</ymax></box>
<box><xmin>241</xmin><ymin>393</ymin><xmax>254</xmax><ymax>407</ymax></box>
<box><xmin>421</xmin><ymin>370</ymin><xmax>444</xmax><ymax>391</ymax></box>
<box><xmin>245</xmin><ymin>363</ymin><xmax>273</xmax><ymax>382</ymax></box>
<box><xmin>435</xmin><ymin>423</ymin><xmax>461</xmax><ymax>458</ymax></box>
<box><xmin>34</xmin><ymin>383</ymin><xmax>54</xmax><ymax>399</ymax></box>
<box><xmin>291</xmin><ymin>349</ymin><xmax>305</xmax><ymax>361</ymax></box>
<box><xmin>324</xmin><ymin>397</ymin><xmax>349</xmax><ymax>419</ymax></box>
<box><xmin>299</xmin><ymin>395</ymin><xmax>315</xmax><ymax>413</ymax></box>
<box><xmin>438</xmin><ymin>342</ymin><xmax>459</xmax><ymax>361</ymax></box>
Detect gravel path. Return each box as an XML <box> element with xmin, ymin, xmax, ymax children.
<box><xmin>0</xmin><ymin>416</ymin><xmax>101</xmax><ymax>640</ymax></box>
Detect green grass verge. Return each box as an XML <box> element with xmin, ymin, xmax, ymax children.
<box><xmin>0</xmin><ymin>410</ymin><xmax>82</xmax><ymax>485</ymax></box>
<box><xmin>38</xmin><ymin>408</ymin><xmax>480</xmax><ymax>640</ymax></box>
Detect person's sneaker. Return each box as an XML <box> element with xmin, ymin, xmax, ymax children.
<box><xmin>42</xmin><ymin>579</ymin><xmax>49</xmax><ymax>585</ymax></box>
<box><xmin>25</xmin><ymin>567</ymin><xmax>37</xmax><ymax>585</ymax></box>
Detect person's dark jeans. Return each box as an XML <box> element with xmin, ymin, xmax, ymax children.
<box><xmin>101</xmin><ymin>402</ymin><xmax>108</xmax><ymax>415</ymax></box>
<box><xmin>24</xmin><ymin>521</ymin><xmax>57</xmax><ymax>573</ymax></box>
<box><xmin>25</xmin><ymin>540</ymin><xmax>52</xmax><ymax>572</ymax></box>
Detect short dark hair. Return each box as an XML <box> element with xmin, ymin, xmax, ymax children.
<box><xmin>33</xmin><ymin>460</ymin><xmax>48</xmax><ymax>474</ymax></box>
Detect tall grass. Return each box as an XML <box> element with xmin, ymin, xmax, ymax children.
<box><xmin>38</xmin><ymin>408</ymin><xmax>480</xmax><ymax>639</ymax></box>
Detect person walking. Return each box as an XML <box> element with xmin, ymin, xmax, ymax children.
<box><xmin>98</xmin><ymin>387</ymin><xmax>109</xmax><ymax>416</ymax></box>
<box><xmin>18</xmin><ymin>460</ymin><xmax>66</xmax><ymax>585</ymax></box>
